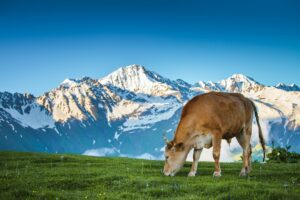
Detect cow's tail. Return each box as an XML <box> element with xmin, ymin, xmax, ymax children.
<box><xmin>250</xmin><ymin>100</ymin><xmax>266</xmax><ymax>162</ymax></box>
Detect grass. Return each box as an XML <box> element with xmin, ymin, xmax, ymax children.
<box><xmin>0</xmin><ymin>151</ymin><xmax>299</xmax><ymax>200</ymax></box>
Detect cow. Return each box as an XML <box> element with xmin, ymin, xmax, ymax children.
<box><xmin>163</xmin><ymin>92</ymin><xmax>266</xmax><ymax>177</ymax></box>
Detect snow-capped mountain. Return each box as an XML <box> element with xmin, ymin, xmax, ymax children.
<box><xmin>192</xmin><ymin>74</ymin><xmax>264</xmax><ymax>93</ymax></box>
<box><xmin>1</xmin><ymin>64</ymin><xmax>300</xmax><ymax>161</ymax></box>
<box><xmin>275</xmin><ymin>83</ymin><xmax>300</xmax><ymax>92</ymax></box>
<box><xmin>0</xmin><ymin>92</ymin><xmax>55</xmax><ymax>129</ymax></box>
<box><xmin>99</xmin><ymin>64</ymin><xmax>191</xmax><ymax>101</ymax></box>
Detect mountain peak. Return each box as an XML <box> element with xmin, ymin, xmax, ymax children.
<box><xmin>219</xmin><ymin>73</ymin><xmax>263</xmax><ymax>93</ymax></box>
<box><xmin>61</xmin><ymin>78</ymin><xmax>80</xmax><ymax>88</ymax></box>
<box><xmin>115</xmin><ymin>64</ymin><xmax>150</xmax><ymax>79</ymax></box>
<box><xmin>60</xmin><ymin>77</ymin><xmax>95</xmax><ymax>89</ymax></box>
<box><xmin>98</xmin><ymin>64</ymin><xmax>190</xmax><ymax>100</ymax></box>
<box><xmin>122</xmin><ymin>64</ymin><xmax>145</xmax><ymax>70</ymax></box>
<box><xmin>228</xmin><ymin>74</ymin><xmax>257</xmax><ymax>82</ymax></box>
<box><xmin>291</xmin><ymin>83</ymin><xmax>298</xmax><ymax>87</ymax></box>
<box><xmin>112</xmin><ymin>64</ymin><xmax>147</xmax><ymax>76</ymax></box>
<box><xmin>193</xmin><ymin>73</ymin><xmax>264</xmax><ymax>93</ymax></box>
<box><xmin>275</xmin><ymin>83</ymin><xmax>300</xmax><ymax>92</ymax></box>
<box><xmin>99</xmin><ymin>64</ymin><xmax>169</xmax><ymax>95</ymax></box>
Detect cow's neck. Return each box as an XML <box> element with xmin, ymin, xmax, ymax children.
<box><xmin>173</xmin><ymin>125</ymin><xmax>196</xmax><ymax>148</ymax></box>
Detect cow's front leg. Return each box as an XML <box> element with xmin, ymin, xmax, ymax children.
<box><xmin>188</xmin><ymin>147</ymin><xmax>203</xmax><ymax>177</ymax></box>
<box><xmin>212</xmin><ymin>135</ymin><xmax>222</xmax><ymax>177</ymax></box>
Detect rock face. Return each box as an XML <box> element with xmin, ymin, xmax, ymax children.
<box><xmin>1</xmin><ymin>64</ymin><xmax>300</xmax><ymax>161</ymax></box>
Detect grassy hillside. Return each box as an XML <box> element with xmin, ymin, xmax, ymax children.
<box><xmin>0</xmin><ymin>152</ymin><xmax>299</xmax><ymax>200</ymax></box>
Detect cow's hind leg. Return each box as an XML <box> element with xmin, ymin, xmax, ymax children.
<box><xmin>188</xmin><ymin>147</ymin><xmax>203</xmax><ymax>177</ymax></box>
<box><xmin>248</xmin><ymin>144</ymin><xmax>252</xmax><ymax>173</ymax></box>
<box><xmin>236</xmin><ymin>127</ymin><xmax>252</xmax><ymax>176</ymax></box>
<box><xmin>212</xmin><ymin>134</ymin><xmax>222</xmax><ymax>177</ymax></box>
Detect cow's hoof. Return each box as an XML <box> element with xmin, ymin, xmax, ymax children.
<box><xmin>213</xmin><ymin>171</ymin><xmax>221</xmax><ymax>177</ymax></box>
<box><xmin>239</xmin><ymin>168</ymin><xmax>248</xmax><ymax>177</ymax></box>
<box><xmin>239</xmin><ymin>171</ymin><xmax>248</xmax><ymax>177</ymax></box>
<box><xmin>188</xmin><ymin>171</ymin><xmax>196</xmax><ymax>177</ymax></box>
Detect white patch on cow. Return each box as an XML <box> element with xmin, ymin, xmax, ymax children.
<box><xmin>194</xmin><ymin>133</ymin><xmax>213</xmax><ymax>148</ymax></box>
<box><xmin>187</xmin><ymin>140</ymin><xmax>236</xmax><ymax>162</ymax></box>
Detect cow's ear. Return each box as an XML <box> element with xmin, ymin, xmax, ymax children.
<box><xmin>175</xmin><ymin>142</ymin><xmax>184</xmax><ymax>151</ymax></box>
<box><xmin>167</xmin><ymin>141</ymin><xmax>174</xmax><ymax>150</ymax></box>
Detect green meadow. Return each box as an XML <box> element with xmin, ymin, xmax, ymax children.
<box><xmin>0</xmin><ymin>151</ymin><xmax>299</xmax><ymax>199</ymax></box>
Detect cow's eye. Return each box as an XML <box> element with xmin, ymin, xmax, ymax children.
<box><xmin>165</xmin><ymin>156</ymin><xmax>169</xmax><ymax>160</ymax></box>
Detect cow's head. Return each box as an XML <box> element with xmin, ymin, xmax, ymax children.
<box><xmin>163</xmin><ymin>140</ymin><xmax>189</xmax><ymax>176</ymax></box>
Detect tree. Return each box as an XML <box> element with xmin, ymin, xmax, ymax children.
<box><xmin>267</xmin><ymin>146</ymin><xmax>300</xmax><ymax>163</ymax></box>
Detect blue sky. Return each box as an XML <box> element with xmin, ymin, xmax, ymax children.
<box><xmin>0</xmin><ymin>0</ymin><xmax>299</xmax><ymax>96</ymax></box>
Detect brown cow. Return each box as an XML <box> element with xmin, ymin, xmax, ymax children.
<box><xmin>163</xmin><ymin>92</ymin><xmax>265</xmax><ymax>177</ymax></box>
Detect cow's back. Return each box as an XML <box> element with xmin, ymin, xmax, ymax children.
<box><xmin>180</xmin><ymin>92</ymin><xmax>253</xmax><ymax>136</ymax></box>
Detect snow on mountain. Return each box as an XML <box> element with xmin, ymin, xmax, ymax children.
<box><xmin>99</xmin><ymin>64</ymin><xmax>187</xmax><ymax>100</ymax></box>
<box><xmin>193</xmin><ymin>81</ymin><xmax>223</xmax><ymax>92</ymax></box>
<box><xmin>0</xmin><ymin>92</ymin><xmax>55</xmax><ymax>129</ymax></box>
<box><xmin>37</xmin><ymin>77</ymin><xmax>110</xmax><ymax>122</ymax></box>
<box><xmin>106</xmin><ymin>99</ymin><xmax>141</xmax><ymax>121</ymax></box>
<box><xmin>121</xmin><ymin>97</ymin><xmax>181</xmax><ymax>131</ymax></box>
<box><xmin>35</xmin><ymin>65</ymin><xmax>188</xmax><ymax>130</ymax></box>
<box><xmin>0</xmin><ymin>104</ymin><xmax>55</xmax><ymax>129</ymax></box>
<box><xmin>219</xmin><ymin>74</ymin><xmax>264</xmax><ymax>93</ymax></box>
<box><xmin>252</xmin><ymin>87</ymin><xmax>300</xmax><ymax>130</ymax></box>
<box><xmin>275</xmin><ymin>83</ymin><xmax>300</xmax><ymax>92</ymax></box>
<box><xmin>192</xmin><ymin>74</ymin><xmax>264</xmax><ymax>93</ymax></box>
<box><xmin>1</xmin><ymin>64</ymin><xmax>300</xmax><ymax>161</ymax></box>
<box><xmin>99</xmin><ymin>64</ymin><xmax>192</xmax><ymax>130</ymax></box>
<box><xmin>61</xmin><ymin>79</ymin><xmax>80</xmax><ymax>88</ymax></box>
